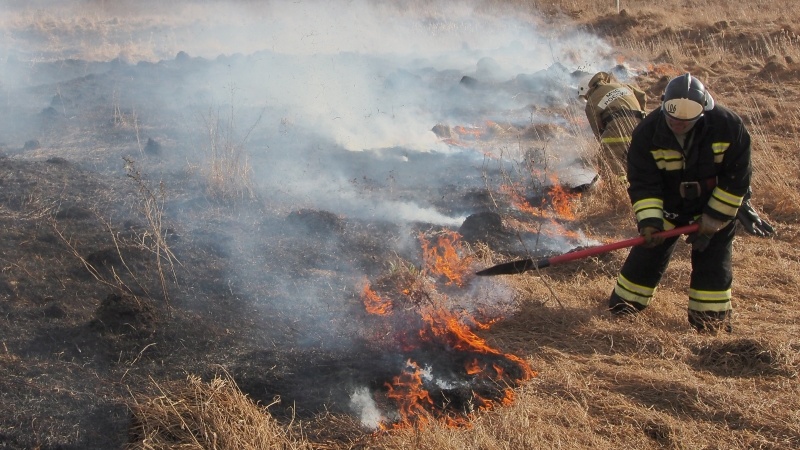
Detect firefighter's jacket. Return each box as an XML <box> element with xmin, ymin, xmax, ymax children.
<box><xmin>627</xmin><ymin>105</ymin><xmax>752</xmax><ymax>232</ymax></box>
<box><xmin>584</xmin><ymin>73</ymin><xmax>647</xmax><ymax>139</ymax></box>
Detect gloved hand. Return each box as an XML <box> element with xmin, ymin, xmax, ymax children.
<box><xmin>686</xmin><ymin>231</ymin><xmax>712</xmax><ymax>252</ymax></box>
<box><xmin>686</xmin><ymin>214</ymin><xmax>729</xmax><ymax>252</ymax></box>
<box><xmin>640</xmin><ymin>226</ymin><xmax>665</xmax><ymax>248</ymax></box>
<box><xmin>697</xmin><ymin>213</ymin><xmax>728</xmax><ymax>235</ymax></box>
<box><xmin>736</xmin><ymin>200</ymin><xmax>775</xmax><ymax>237</ymax></box>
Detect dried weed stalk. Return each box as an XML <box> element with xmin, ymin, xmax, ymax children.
<box><xmin>199</xmin><ymin>94</ymin><xmax>263</xmax><ymax>202</ymax></box>
<box><xmin>50</xmin><ymin>212</ymin><xmax>137</xmax><ymax>296</ymax></box>
<box><xmin>124</xmin><ymin>157</ymin><xmax>180</xmax><ymax>311</ymax></box>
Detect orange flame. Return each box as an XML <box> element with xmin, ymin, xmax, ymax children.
<box><xmin>499</xmin><ymin>174</ymin><xmax>581</xmax><ymax>221</ymax></box>
<box><xmin>384</xmin><ymin>359</ymin><xmax>434</xmax><ymax>428</ymax></box>
<box><xmin>419</xmin><ymin>231</ymin><xmax>473</xmax><ymax>286</ymax></box>
<box><xmin>645</xmin><ymin>63</ymin><xmax>682</xmax><ymax>77</ymax></box>
<box><xmin>492</xmin><ymin>362</ymin><xmax>505</xmax><ymax>378</ymax></box>
<box><xmin>420</xmin><ymin>307</ymin><xmax>535</xmax><ymax>380</ymax></box>
<box><xmin>546</xmin><ymin>175</ymin><xmax>579</xmax><ymax>220</ymax></box>
<box><xmin>473</xmin><ymin>392</ymin><xmax>494</xmax><ymax>411</ymax></box>
<box><xmin>498</xmin><ymin>173</ymin><xmax>586</xmax><ymax>243</ymax></box>
<box><xmin>499</xmin><ymin>183</ymin><xmax>547</xmax><ymax>217</ymax></box>
<box><xmin>469</xmin><ymin>316</ymin><xmax>499</xmax><ymax>330</ymax></box>
<box><xmin>441</xmin><ymin>121</ymin><xmax>502</xmax><ymax>152</ymax></box>
<box><xmin>362</xmin><ymin>283</ymin><xmax>393</xmax><ymax>316</ymax></box>
<box><xmin>370</xmin><ymin>305</ymin><xmax>536</xmax><ymax>429</ymax></box>
<box><xmin>500</xmin><ymin>388</ymin><xmax>515</xmax><ymax>406</ymax></box>
<box><xmin>361</xmin><ymin>227</ymin><xmax>538</xmax><ymax>430</ymax></box>
<box><xmin>453</xmin><ymin>125</ymin><xmax>483</xmax><ymax>139</ymax></box>
<box><xmin>465</xmin><ymin>358</ymin><xmax>483</xmax><ymax>375</ymax></box>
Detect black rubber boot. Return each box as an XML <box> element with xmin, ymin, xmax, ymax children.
<box><xmin>688</xmin><ymin>309</ymin><xmax>732</xmax><ymax>333</ymax></box>
<box><xmin>609</xmin><ymin>292</ymin><xmax>647</xmax><ymax>316</ymax></box>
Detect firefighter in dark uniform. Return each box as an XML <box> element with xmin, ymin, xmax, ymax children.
<box><xmin>578</xmin><ymin>70</ymin><xmax>774</xmax><ymax>237</ymax></box>
<box><xmin>608</xmin><ymin>73</ymin><xmax>754</xmax><ymax>332</ymax></box>
<box><xmin>579</xmin><ymin>71</ymin><xmax>647</xmax><ymax>181</ymax></box>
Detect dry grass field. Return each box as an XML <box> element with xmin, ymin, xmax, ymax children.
<box><xmin>1</xmin><ymin>0</ymin><xmax>798</xmax><ymax>449</ymax></box>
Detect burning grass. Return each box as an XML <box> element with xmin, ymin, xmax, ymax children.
<box><xmin>356</xmin><ymin>232</ymin><xmax>536</xmax><ymax>430</ymax></box>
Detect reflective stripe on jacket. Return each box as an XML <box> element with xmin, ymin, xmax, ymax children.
<box><xmin>585</xmin><ymin>80</ymin><xmax>647</xmax><ymax>139</ymax></box>
<box><xmin>627</xmin><ymin>105</ymin><xmax>752</xmax><ymax>231</ymax></box>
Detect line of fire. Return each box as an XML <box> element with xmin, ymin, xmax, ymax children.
<box><xmin>357</xmin><ymin>125</ymin><xmax>589</xmax><ymax>429</ymax></box>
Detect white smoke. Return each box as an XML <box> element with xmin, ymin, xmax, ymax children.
<box><xmin>0</xmin><ymin>0</ymin><xmax>631</xmax><ymax>428</ymax></box>
<box><xmin>0</xmin><ymin>0</ymin><xmax>618</xmax><ymax>152</ymax></box>
<box><xmin>349</xmin><ymin>386</ymin><xmax>384</xmax><ymax>430</ymax></box>
<box><xmin>1</xmin><ymin>0</ymin><xmax>620</xmax><ymax>323</ymax></box>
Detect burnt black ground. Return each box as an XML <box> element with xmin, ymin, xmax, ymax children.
<box><xmin>0</xmin><ymin>51</ymin><xmax>593</xmax><ymax>448</ymax></box>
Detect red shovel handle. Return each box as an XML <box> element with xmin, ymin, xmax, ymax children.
<box><xmin>475</xmin><ymin>223</ymin><xmax>700</xmax><ymax>276</ymax></box>
<box><xmin>547</xmin><ymin>223</ymin><xmax>700</xmax><ymax>265</ymax></box>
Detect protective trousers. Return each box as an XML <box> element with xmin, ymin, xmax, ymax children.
<box><xmin>597</xmin><ymin>115</ymin><xmax>641</xmax><ymax>180</ymax></box>
<box><xmin>609</xmin><ymin>221</ymin><xmax>735</xmax><ymax>332</ymax></box>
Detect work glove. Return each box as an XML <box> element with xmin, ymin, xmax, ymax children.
<box><xmin>686</xmin><ymin>231</ymin><xmax>712</xmax><ymax>252</ymax></box>
<box><xmin>686</xmin><ymin>214</ymin><xmax>729</xmax><ymax>252</ymax></box>
<box><xmin>736</xmin><ymin>200</ymin><xmax>775</xmax><ymax>237</ymax></box>
<box><xmin>640</xmin><ymin>226</ymin><xmax>665</xmax><ymax>248</ymax></box>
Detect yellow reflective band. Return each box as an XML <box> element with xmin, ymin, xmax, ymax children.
<box><xmin>651</xmin><ymin>149</ymin><xmax>683</xmax><ymax>161</ymax></box>
<box><xmin>614</xmin><ymin>285</ymin><xmax>651</xmax><ymax>306</ymax></box>
<box><xmin>711</xmin><ymin>142</ymin><xmax>730</xmax><ymax>154</ymax></box>
<box><xmin>688</xmin><ymin>298</ymin><xmax>732</xmax><ymax>312</ymax></box>
<box><xmin>651</xmin><ymin>149</ymin><xmax>684</xmax><ymax>171</ymax></box>
<box><xmin>712</xmin><ymin>143</ymin><xmax>730</xmax><ymax>163</ymax></box>
<box><xmin>656</xmin><ymin>160</ymin><xmax>685</xmax><ymax>171</ymax></box>
<box><xmin>711</xmin><ymin>142</ymin><xmax>731</xmax><ymax>164</ymax></box>
<box><xmin>708</xmin><ymin>198</ymin><xmax>739</xmax><ymax>217</ymax></box>
<box><xmin>601</xmin><ymin>136</ymin><xmax>632</xmax><ymax>144</ymax></box>
<box><xmin>617</xmin><ymin>274</ymin><xmax>656</xmax><ymax>297</ymax></box>
<box><xmin>636</xmin><ymin>209</ymin><xmax>664</xmax><ymax>222</ymax></box>
<box><xmin>688</xmin><ymin>288</ymin><xmax>732</xmax><ymax>301</ymax></box>
<box><xmin>711</xmin><ymin>187</ymin><xmax>744</xmax><ymax>207</ymax></box>
<box><xmin>633</xmin><ymin>198</ymin><xmax>663</xmax><ymax>212</ymax></box>
<box><xmin>633</xmin><ymin>198</ymin><xmax>663</xmax><ymax>222</ymax></box>
<box><xmin>688</xmin><ymin>288</ymin><xmax>732</xmax><ymax>312</ymax></box>
<box><xmin>708</xmin><ymin>187</ymin><xmax>744</xmax><ymax>217</ymax></box>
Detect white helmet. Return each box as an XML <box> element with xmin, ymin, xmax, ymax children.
<box><xmin>661</xmin><ymin>73</ymin><xmax>715</xmax><ymax>121</ymax></box>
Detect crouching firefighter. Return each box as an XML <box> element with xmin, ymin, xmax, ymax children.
<box><xmin>578</xmin><ymin>71</ymin><xmax>647</xmax><ymax>181</ymax></box>
<box><xmin>608</xmin><ymin>73</ymin><xmax>752</xmax><ymax>333</ymax></box>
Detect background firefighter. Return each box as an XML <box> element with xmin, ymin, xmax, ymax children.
<box><xmin>608</xmin><ymin>73</ymin><xmax>754</xmax><ymax>333</ymax></box>
<box><xmin>578</xmin><ymin>71</ymin><xmax>647</xmax><ymax>181</ymax></box>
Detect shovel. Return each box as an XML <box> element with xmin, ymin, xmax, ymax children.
<box><xmin>475</xmin><ymin>223</ymin><xmax>699</xmax><ymax>276</ymax></box>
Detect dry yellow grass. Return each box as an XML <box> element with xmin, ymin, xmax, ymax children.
<box><xmin>127</xmin><ymin>371</ymin><xmax>314</xmax><ymax>450</ymax></box>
